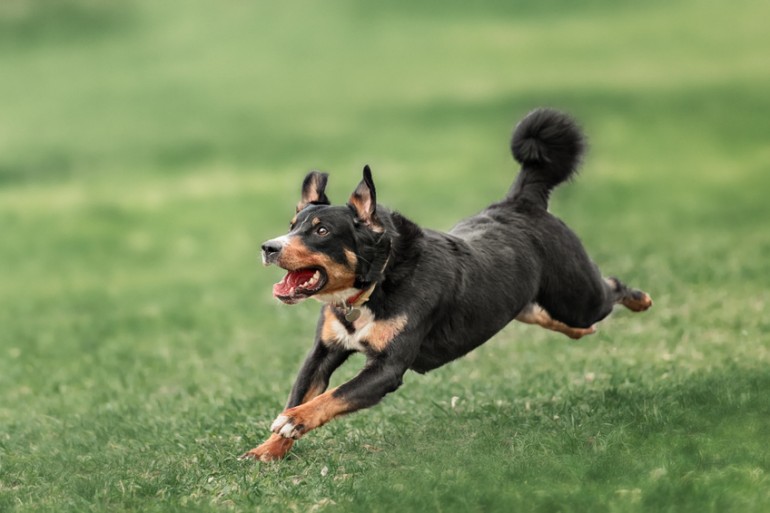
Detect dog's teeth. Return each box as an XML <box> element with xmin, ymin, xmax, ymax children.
<box><xmin>299</xmin><ymin>272</ymin><xmax>321</xmax><ymax>289</ymax></box>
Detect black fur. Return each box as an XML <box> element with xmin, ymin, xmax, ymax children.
<box><xmin>508</xmin><ymin>108</ymin><xmax>585</xmax><ymax>208</ymax></box>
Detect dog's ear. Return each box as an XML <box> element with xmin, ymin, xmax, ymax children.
<box><xmin>348</xmin><ymin>165</ymin><xmax>380</xmax><ymax>228</ymax></box>
<box><xmin>297</xmin><ymin>171</ymin><xmax>330</xmax><ymax>212</ymax></box>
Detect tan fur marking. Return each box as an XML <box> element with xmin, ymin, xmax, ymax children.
<box><xmin>366</xmin><ymin>314</ymin><xmax>408</xmax><ymax>351</ymax></box>
<box><xmin>301</xmin><ymin>382</ymin><xmax>326</xmax><ymax>404</ymax></box>
<box><xmin>604</xmin><ymin>278</ymin><xmax>653</xmax><ymax>312</ymax></box>
<box><xmin>621</xmin><ymin>292</ymin><xmax>653</xmax><ymax>312</ymax></box>
<box><xmin>283</xmin><ymin>391</ymin><xmax>350</xmax><ymax>433</ymax></box>
<box><xmin>344</xmin><ymin>248</ymin><xmax>358</xmax><ymax>268</ymax></box>
<box><xmin>321</xmin><ymin>306</ymin><xmax>338</xmax><ymax>343</ymax></box>
<box><xmin>242</xmin><ymin>433</ymin><xmax>295</xmax><ymax>462</ymax></box>
<box><xmin>312</xmin><ymin>217</ymin><xmax>321</xmax><ymax>226</ymax></box>
<box><xmin>279</xmin><ymin>237</ymin><xmax>356</xmax><ymax>294</ymax></box>
<box><xmin>348</xmin><ymin>193</ymin><xmax>384</xmax><ymax>232</ymax></box>
<box><xmin>297</xmin><ymin>172</ymin><xmax>326</xmax><ymax>212</ymax></box>
<box><xmin>516</xmin><ymin>303</ymin><xmax>595</xmax><ymax>340</ymax></box>
<box><xmin>321</xmin><ymin>306</ymin><xmax>408</xmax><ymax>353</ymax></box>
<box><xmin>348</xmin><ymin>188</ymin><xmax>374</xmax><ymax>223</ymax></box>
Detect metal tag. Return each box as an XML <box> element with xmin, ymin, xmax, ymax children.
<box><xmin>345</xmin><ymin>308</ymin><xmax>361</xmax><ymax>323</ymax></box>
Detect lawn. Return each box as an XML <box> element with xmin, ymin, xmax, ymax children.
<box><xmin>1</xmin><ymin>0</ymin><xmax>769</xmax><ymax>511</ymax></box>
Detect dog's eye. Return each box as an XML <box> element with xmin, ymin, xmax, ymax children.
<box><xmin>316</xmin><ymin>226</ymin><xmax>329</xmax><ymax>236</ymax></box>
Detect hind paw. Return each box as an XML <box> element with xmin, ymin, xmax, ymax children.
<box><xmin>563</xmin><ymin>325</ymin><xmax>597</xmax><ymax>340</ymax></box>
<box><xmin>622</xmin><ymin>291</ymin><xmax>653</xmax><ymax>312</ymax></box>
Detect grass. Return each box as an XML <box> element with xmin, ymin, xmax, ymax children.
<box><xmin>1</xmin><ymin>0</ymin><xmax>769</xmax><ymax>511</ymax></box>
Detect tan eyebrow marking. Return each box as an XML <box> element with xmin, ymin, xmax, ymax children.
<box><xmin>344</xmin><ymin>249</ymin><xmax>357</xmax><ymax>267</ymax></box>
<box><xmin>312</xmin><ymin>217</ymin><xmax>321</xmax><ymax>226</ymax></box>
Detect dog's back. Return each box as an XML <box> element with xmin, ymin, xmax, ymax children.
<box><xmin>409</xmin><ymin>110</ymin><xmax>611</xmax><ymax>370</ymax></box>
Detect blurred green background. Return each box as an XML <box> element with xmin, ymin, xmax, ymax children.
<box><xmin>1</xmin><ymin>0</ymin><xmax>769</xmax><ymax>511</ymax></box>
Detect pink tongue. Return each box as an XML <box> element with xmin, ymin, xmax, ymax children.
<box><xmin>273</xmin><ymin>269</ymin><xmax>315</xmax><ymax>297</ymax></box>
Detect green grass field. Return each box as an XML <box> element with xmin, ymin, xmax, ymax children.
<box><xmin>2</xmin><ymin>0</ymin><xmax>769</xmax><ymax>511</ymax></box>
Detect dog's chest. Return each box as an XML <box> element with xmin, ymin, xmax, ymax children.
<box><xmin>321</xmin><ymin>306</ymin><xmax>407</xmax><ymax>353</ymax></box>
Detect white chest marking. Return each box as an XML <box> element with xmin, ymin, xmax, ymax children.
<box><xmin>326</xmin><ymin>306</ymin><xmax>377</xmax><ymax>352</ymax></box>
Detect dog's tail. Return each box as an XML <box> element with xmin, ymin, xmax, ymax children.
<box><xmin>507</xmin><ymin>108</ymin><xmax>586</xmax><ymax>209</ymax></box>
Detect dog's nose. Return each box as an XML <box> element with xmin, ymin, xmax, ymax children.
<box><xmin>261</xmin><ymin>239</ymin><xmax>283</xmax><ymax>265</ymax></box>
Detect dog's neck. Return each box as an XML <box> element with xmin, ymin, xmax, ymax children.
<box><xmin>313</xmin><ymin>254</ymin><xmax>390</xmax><ymax>321</ymax></box>
<box><xmin>335</xmin><ymin>283</ymin><xmax>376</xmax><ymax>322</ymax></box>
<box><xmin>345</xmin><ymin>284</ymin><xmax>376</xmax><ymax>308</ymax></box>
<box><xmin>328</xmin><ymin>254</ymin><xmax>390</xmax><ymax>322</ymax></box>
<box><xmin>311</xmin><ymin>282</ymin><xmax>375</xmax><ymax>307</ymax></box>
<box><xmin>311</xmin><ymin>283</ymin><xmax>376</xmax><ymax>322</ymax></box>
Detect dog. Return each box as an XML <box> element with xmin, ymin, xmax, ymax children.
<box><xmin>241</xmin><ymin>108</ymin><xmax>652</xmax><ymax>461</ymax></box>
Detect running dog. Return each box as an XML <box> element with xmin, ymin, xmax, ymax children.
<box><xmin>241</xmin><ymin>108</ymin><xmax>652</xmax><ymax>461</ymax></box>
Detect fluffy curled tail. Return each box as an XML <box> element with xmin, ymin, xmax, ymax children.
<box><xmin>508</xmin><ymin>108</ymin><xmax>586</xmax><ymax>208</ymax></box>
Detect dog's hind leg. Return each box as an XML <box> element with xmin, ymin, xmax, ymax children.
<box><xmin>516</xmin><ymin>303</ymin><xmax>597</xmax><ymax>340</ymax></box>
<box><xmin>605</xmin><ymin>277</ymin><xmax>653</xmax><ymax>312</ymax></box>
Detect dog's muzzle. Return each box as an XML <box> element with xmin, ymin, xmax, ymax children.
<box><xmin>261</xmin><ymin>238</ymin><xmax>284</xmax><ymax>265</ymax></box>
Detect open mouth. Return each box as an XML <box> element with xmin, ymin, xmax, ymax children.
<box><xmin>273</xmin><ymin>267</ymin><xmax>327</xmax><ymax>304</ymax></box>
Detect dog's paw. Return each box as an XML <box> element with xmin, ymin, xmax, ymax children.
<box><xmin>622</xmin><ymin>290</ymin><xmax>653</xmax><ymax>312</ymax></box>
<box><xmin>239</xmin><ymin>434</ymin><xmax>294</xmax><ymax>462</ymax></box>
<box><xmin>271</xmin><ymin>413</ymin><xmax>306</xmax><ymax>440</ymax></box>
<box><xmin>565</xmin><ymin>325</ymin><xmax>597</xmax><ymax>340</ymax></box>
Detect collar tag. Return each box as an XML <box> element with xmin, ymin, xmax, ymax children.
<box><xmin>345</xmin><ymin>308</ymin><xmax>361</xmax><ymax>322</ymax></box>
<box><xmin>336</xmin><ymin>283</ymin><xmax>375</xmax><ymax>323</ymax></box>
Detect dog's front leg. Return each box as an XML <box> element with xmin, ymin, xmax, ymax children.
<box><xmin>284</xmin><ymin>340</ymin><xmax>354</xmax><ymax>408</ymax></box>
<box><xmin>270</xmin><ymin>353</ymin><xmax>410</xmax><ymax>440</ymax></box>
<box><xmin>241</xmin><ymin>339</ymin><xmax>352</xmax><ymax>461</ymax></box>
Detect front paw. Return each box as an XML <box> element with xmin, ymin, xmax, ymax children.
<box><xmin>270</xmin><ymin>412</ymin><xmax>306</xmax><ymax>439</ymax></box>
<box><xmin>239</xmin><ymin>433</ymin><xmax>294</xmax><ymax>461</ymax></box>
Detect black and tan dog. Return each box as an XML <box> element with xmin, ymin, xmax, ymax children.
<box><xmin>241</xmin><ymin>108</ymin><xmax>652</xmax><ymax>461</ymax></box>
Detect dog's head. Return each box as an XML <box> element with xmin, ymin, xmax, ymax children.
<box><xmin>261</xmin><ymin>166</ymin><xmax>392</xmax><ymax>305</ymax></box>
